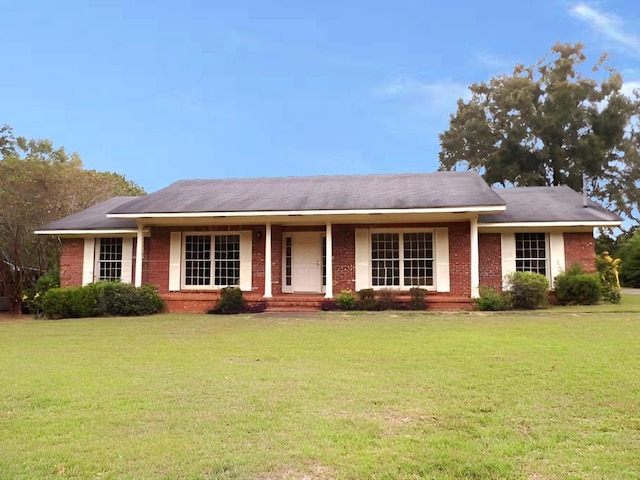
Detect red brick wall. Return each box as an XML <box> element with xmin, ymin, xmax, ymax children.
<box><xmin>60</xmin><ymin>238</ymin><xmax>84</xmax><ymax>287</ymax></box>
<box><xmin>146</xmin><ymin>229</ymin><xmax>171</xmax><ymax>293</ymax></box>
<box><xmin>448</xmin><ymin>222</ymin><xmax>471</xmax><ymax>297</ymax></box>
<box><xmin>564</xmin><ymin>231</ymin><xmax>596</xmax><ymax>273</ymax></box>
<box><xmin>333</xmin><ymin>224</ymin><xmax>356</xmax><ymax>293</ymax></box>
<box><xmin>271</xmin><ymin>225</ymin><xmax>283</xmax><ymax>295</ymax></box>
<box><xmin>479</xmin><ymin>233</ymin><xmax>502</xmax><ymax>291</ymax></box>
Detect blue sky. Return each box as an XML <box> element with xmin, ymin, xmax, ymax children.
<box><xmin>3</xmin><ymin>0</ymin><xmax>639</xmax><ymax>192</ymax></box>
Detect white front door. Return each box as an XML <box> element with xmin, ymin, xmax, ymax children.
<box><xmin>291</xmin><ymin>233</ymin><xmax>323</xmax><ymax>293</ymax></box>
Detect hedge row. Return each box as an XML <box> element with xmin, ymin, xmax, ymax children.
<box><xmin>41</xmin><ymin>282</ymin><xmax>165</xmax><ymax>319</ymax></box>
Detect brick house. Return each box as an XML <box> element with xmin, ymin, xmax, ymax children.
<box><xmin>35</xmin><ymin>172</ymin><xmax>621</xmax><ymax>312</ymax></box>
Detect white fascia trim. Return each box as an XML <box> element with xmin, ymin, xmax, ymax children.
<box><xmin>106</xmin><ymin>205</ymin><xmax>507</xmax><ymax>219</ymax></box>
<box><xmin>479</xmin><ymin>221</ymin><xmax>621</xmax><ymax>229</ymax></box>
<box><xmin>34</xmin><ymin>229</ymin><xmax>140</xmax><ymax>236</ymax></box>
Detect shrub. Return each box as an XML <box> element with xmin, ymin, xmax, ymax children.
<box><xmin>597</xmin><ymin>252</ymin><xmax>621</xmax><ymax>304</ymax></box>
<box><xmin>357</xmin><ymin>288</ymin><xmax>378</xmax><ymax>310</ymax></box>
<box><xmin>335</xmin><ymin>290</ymin><xmax>356</xmax><ymax>310</ymax></box>
<box><xmin>209</xmin><ymin>287</ymin><xmax>246</xmax><ymax>314</ymax></box>
<box><xmin>377</xmin><ymin>289</ymin><xmax>400</xmax><ymax>310</ymax></box>
<box><xmin>555</xmin><ymin>273</ymin><xmax>602</xmax><ymax>305</ymax></box>
<box><xmin>41</xmin><ymin>282</ymin><xmax>165</xmax><ymax>319</ymax></box>
<box><xmin>23</xmin><ymin>269</ymin><xmax>60</xmax><ymax>317</ymax></box>
<box><xmin>506</xmin><ymin>271</ymin><xmax>549</xmax><ymax>310</ymax></box>
<box><xmin>40</xmin><ymin>287</ymin><xmax>74</xmax><ymax>319</ymax></box>
<box><xmin>409</xmin><ymin>287</ymin><xmax>427</xmax><ymax>310</ymax></box>
<box><xmin>474</xmin><ymin>286</ymin><xmax>512</xmax><ymax>311</ymax></box>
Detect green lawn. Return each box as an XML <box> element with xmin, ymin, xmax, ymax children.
<box><xmin>1</xmin><ymin>298</ymin><xmax>639</xmax><ymax>479</ymax></box>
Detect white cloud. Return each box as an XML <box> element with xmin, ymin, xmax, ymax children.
<box><xmin>473</xmin><ymin>51</ymin><xmax>513</xmax><ymax>72</ymax></box>
<box><xmin>373</xmin><ymin>78</ymin><xmax>471</xmax><ymax>111</ymax></box>
<box><xmin>569</xmin><ymin>3</ymin><xmax>640</xmax><ymax>52</ymax></box>
<box><xmin>621</xmin><ymin>80</ymin><xmax>640</xmax><ymax>99</ymax></box>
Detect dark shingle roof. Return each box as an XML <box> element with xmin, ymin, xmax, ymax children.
<box><xmin>479</xmin><ymin>186</ymin><xmax>622</xmax><ymax>224</ymax></box>
<box><xmin>36</xmin><ymin>197</ymin><xmax>139</xmax><ymax>231</ymax></box>
<box><xmin>108</xmin><ymin>172</ymin><xmax>505</xmax><ymax>214</ymax></box>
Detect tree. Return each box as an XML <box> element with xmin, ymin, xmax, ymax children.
<box><xmin>439</xmin><ymin>42</ymin><xmax>640</xmax><ymax>225</ymax></box>
<box><xmin>0</xmin><ymin>125</ymin><xmax>145</xmax><ymax>312</ymax></box>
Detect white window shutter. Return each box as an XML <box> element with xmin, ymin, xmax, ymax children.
<box><xmin>434</xmin><ymin>228</ymin><xmax>450</xmax><ymax>293</ymax></box>
<box><xmin>355</xmin><ymin>228</ymin><xmax>370</xmax><ymax>291</ymax></box>
<box><xmin>121</xmin><ymin>238</ymin><xmax>133</xmax><ymax>284</ymax></box>
<box><xmin>82</xmin><ymin>238</ymin><xmax>95</xmax><ymax>286</ymax></box>
<box><xmin>501</xmin><ymin>233</ymin><xmax>516</xmax><ymax>289</ymax></box>
<box><xmin>239</xmin><ymin>231</ymin><xmax>253</xmax><ymax>291</ymax></box>
<box><xmin>549</xmin><ymin>233</ymin><xmax>565</xmax><ymax>288</ymax></box>
<box><xmin>169</xmin><ymin>232</ymin><xmax>182</xmax><ymax>292</ymax></box>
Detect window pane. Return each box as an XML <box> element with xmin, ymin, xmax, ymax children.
<box><xmin>371</xmin><ymin>233</ymin><xmax>400</xmax><ymax>286</ymax></box>
<box><xmin>215</xmin><ymin>235</ymin><xmax>240</xmax><ymax>286</ymax></box>
<box><xmin>98</xmin><ymin>238</ymin><xmax>123</xmax><ymax>281</ymax></box>
<box><xmin>515</xmin><ymin>233</ymin><xmax>547</xmax><ymax>275</ymax></box>
<box><xmin>185</xmin><ymin>235</ymin><xmax>211</xmax><ymax>286</ymax></box>
<box><xmin>403</xmin><ymin>232</ymin><xmax>434</xmax><ymax>286</ymax></box>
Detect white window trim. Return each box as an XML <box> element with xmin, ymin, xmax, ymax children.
<box><xmin>369</xmin><ymin>228</ymin><xmax>437</xmax><ymax>291</ymax></box>
<box><xmin>83</xmin><ymin>237</ymin><xmax>133</xmax><ymax>285</ymax></box>
<box><xmin>179</xmin><ymin>231</ymin><xmax>252</xmax><ymax>291</ymax></box>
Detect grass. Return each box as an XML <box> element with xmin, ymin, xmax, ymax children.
<box><xmin>1</xmin><ymin>297</ymin><xmax>639</xmax><ymax>479</ymax></box>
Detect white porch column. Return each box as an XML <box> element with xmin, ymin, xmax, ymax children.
<box><xmin>264</xmin><ymin>223</ymin><xmax>272</xmax><ymax>298</ymax></box>
<box><xmin>134</xmin><ymin>224</ymin><xmax>144</xmax><ymax>287</ymax></box>
<box><xmin>470</xmin><ymin>216</ymin><xmax>479</xmax><ymax>298</ymax></box>
<box><xmin>325</xmin><ymin>222</ymin><xmax>333</xmax><ymax>298</ymax></box>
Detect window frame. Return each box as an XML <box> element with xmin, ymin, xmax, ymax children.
<box><xmin>95</xmin><ymin>237</ymin><xmax>123</xmax><ymax>282</ymax></box>
<box><xmin>369</xmin><ymin>228</ymin><xmax>436</xmax><ymax>290</ymax></box>
<box><xmin>181</xmin><ymin>231</ymin><xmax>242</xmax><ymax>290</ymax></box>
<box><xmin>514</xmin><ymin>232</ymin><xmax>549</xmax><ymax>277</ymax></box>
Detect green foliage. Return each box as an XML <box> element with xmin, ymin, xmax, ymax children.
<box><xmin>40</xmin><ymin>282</ymin><xmax>165</xmax><ymax>319</ymax></box>
<box><xmin>438</xmin><ymin>42</ymin><xmax>640</xmax><ymax>223</ymax></box>
<box><xmin>506</xmin><ymin>271</ymin><xmax>549</xmax><ymax>310</ymax></box>
<box><xmin>409</xmin><ymin>287</ymin><xmax>427</xmax><ymax>310</ymax></box>
<box><xmin>357</xmin><ymin>288</ymin><xmax>378</xmax><ymax>310</ymax></box>
<box><xmin>22</xmin><ymin>269</ymin><xmax>60</xmax><ymax>317</ymax></box>
<box><xmin>209</xmin><ymin>287</ymin><xmax>246</xmax><ymax>314</ymax></box>
<box><xmin>39</xmin><ymin>287</ymin><xmax>74</xmax><ymax>319</ymax></box>
<box><xmin>377</xmin><ymin>289</ymin><xmax>400</xmax><ymax>310</ymax></box>
<box><xmin>618</xmin><ymin>231</ymin><xmax>640</xmax><ymax>288</ymax></box>
<box><xmin>474</xmin><ymin>286</ymin><xmax>512</xmax><ymax>311</ymax></box>
<box><xmin>335</xmin><ymin>290</ymin><xmax>357</xmax><ymax>310</ymax></box>
<box><xmin>555</xmin><ymin>267</ymin><xmax>602</xmax><ymax>305</ymax></box>
<box><xmin>0</xmin><ymin>124</ymin><xmax>145</xmax><ymax>312</ymax></box>
<box><xmin>597</xmin><ymin>252</ymin><xmax>622</xmax><ymax>303</ymax></box>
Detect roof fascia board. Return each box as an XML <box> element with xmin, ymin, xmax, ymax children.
<box><xmin>479</xmin><ymin>221</ymin><xmax>621</xmax><ymax>229</ymax></box>
<box><xmin>107</xmin><ymin>205</ymin><xmax>507</xmax><ymax>219</ymax></box>
<box><xmin>34</xmin><ymin>229</ymin><xmax>140</xmax><ymax>236</ymax></box>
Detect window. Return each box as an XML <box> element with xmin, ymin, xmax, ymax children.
<box><xmin>184</xmin><ymin>234</ymin><xmax>240</xmax><ymax>287</ymax></box>
<box><xmin>98</xmin><ymin>238</ymin><xmax>122</xmax><ymax>281</ymax></box>
<box><xmin>371</xmin><ymin>232</ymin><xmax>433</xmax><ymax>287</ymax></box>
<box><xmin>515</xmin><ymin>233</ymin><xmax>547</xmax><ymax>275</ymax></box>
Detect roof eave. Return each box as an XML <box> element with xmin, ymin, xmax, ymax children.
<box><xmin>478</xmin><ymin>220</ymin><xmax>622</xmax><ymax>229</ymax></box>
<box><xmin>34</xmin><ymin>229</ymin><xmax>140</xmax><ymax>236</ymax></box>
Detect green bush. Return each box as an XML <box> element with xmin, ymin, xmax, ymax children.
<box><xmin>357</xmin><ymin>288</ymin><xmax>378</xmax><ymax>310</ymax></box>
<box><xmin>409</xmin><ymin>287</ymin><xmax>427</xmax><ymax>310</ymax></box>
<box><xmin>377</xmin><ymin>289</ymin><xmax>400</xmax><ymax>310</ymax></box>
<box><xmin>335</xmin><ymin>290</ymin><xmax>357</xmax><ymax>310</ymax></box>
<box><xmin>506</xmin><ymin>271</ymin><xmax>549</xmax><ymax>310</ymax></box>
<box><xmin>41</xmin><ymin>282</ymin><xmax>165</xmax><ymax>319</ymax></box>
<box><xmin>474</xmin><ymin>286</ymin><xmax>512</xmax><ymax>311</ymax></box>
<box><xmin>209</xmin><ymin>287</ymin><xmax>246</xmax><ymax>314</ymax></box>
<box><xmin>555</xmin><ymin>267</ymin><xmax>602</xmax><ymax>305</ymax></box>
<box><xmin>23</xmin><ymin>269</ymin><xmax>60</xmax><ymax>317</ymax></box>
<box><xmin>40</xmin><ymin>287</ymin><xmax>74</xmax><ymax>319</ymax></box>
